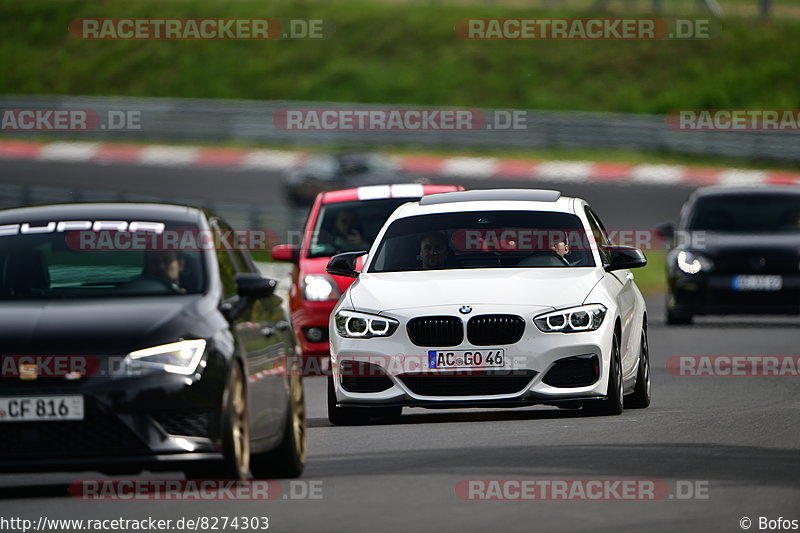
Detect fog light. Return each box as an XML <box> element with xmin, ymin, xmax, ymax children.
<box><xmin>304</xmin><ymin>327</ymin><xmax>327</xmax><ymax>343</ymax></box>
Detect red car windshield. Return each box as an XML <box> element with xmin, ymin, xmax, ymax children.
<box><xmin>307</xmin><ymin>198</ymin><xmax>418</xmax><ymax>258</ymax></box>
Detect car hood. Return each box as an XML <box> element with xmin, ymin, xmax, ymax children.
<box><xmin>347</xmin><ymin>268</ymin><xmax>603</xmax><ymax>313</ymax></box>
<box><xmin>0</xmin><ymin>295</ymin><xmax>216</xmax><ymax>355</ymax></box>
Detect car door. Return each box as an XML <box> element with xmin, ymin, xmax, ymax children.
<box><xmin>585</xmin><ymin>207</ymin><xmax>637</xmax><ymax>373</ymax></box>
<box><xmin>211</xmin><ymin>218</ymin><xmax>288</xmax><ymax>439</ymax></box>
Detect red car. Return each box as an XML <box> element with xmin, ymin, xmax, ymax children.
<box><xmin>272</xmin><ymin>183</ymin><xmax>463</xmax><ymax>375</ymax></box>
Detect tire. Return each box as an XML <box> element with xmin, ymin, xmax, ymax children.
<box><xmin>327</xmin><ymin>376</ymin><xmax>373</xmax><ymax>426</ymax></box>
<box><xmin>251</xmin><ymin>371</ymin><xmax>307</xmax><ymax>479</ymax></box>
<box><xmin>625</xmin><ymin>329</ymin><xmax>651</xmax><ymax>409</ymax></box>
<box><xmin>186</xmin><ymin>362</ymin><xmax>250</xmax><ymax>480</ymax></box>
<box><xmin>582</xmin><ymin>330</ymin><xmax>624</xmax><ymax>417</ymax></box>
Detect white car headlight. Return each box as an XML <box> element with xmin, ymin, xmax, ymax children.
<box><xmin>129</xmin><ymin>339</ymin><xmax>207</xmax><ymax>375</ymax></box>
<box><xmin>676</xmin><ymin>250</ymin><xmax>714</xmax><ymax>274</ymax></box>
<box><xmin>534</xmin><ymin>304</ymin><xmax>607</xmax><ymax>333</ymax></box>
<box><xmin>303</xmin><ymin>274</ymin><xmax>341</xmax><ymax>301</ymax></box>
<box><xmin>335</xmin><ymin>310</ymin><xmax>399</xmax><ymax>339</ymax></box>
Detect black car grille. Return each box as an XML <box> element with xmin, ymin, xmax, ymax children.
<box><xmin>152</xmin><ymin>410</ymin><xmax>211</xmax><ymax>438</ymax></box>
<box><xmin>0</xmin><ymin>416</ymin><xmax>148</xmax><ymax>457</ymax></box>
<box><xmin>407</xmin><ymin>316</ymin><xmax>463</xmax><ymax>347</ymax></box>
<box><xmin>399</xmin><ymin>370</ymin><xmax>536</xmax><ymax>396</ymax></box>
<box><xmin>714</xmin><ymin>250</ymin><xmax>799</xmax><ymax>275</ymax></box>
<box><xmin>467</xmin><ymin>315</ymin><xmax>525</xmax><ymax>345</ymax></box>
<box><xmin>542</xmin><ymin>355</ymin><xmax>600</xmax><ymax>387</ymax></box>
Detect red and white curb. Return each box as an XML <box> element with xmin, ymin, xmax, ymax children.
<box><xmin>1</xmin><ymin>140</ymin><xmax>798</xmax><ymax>187</ymax></box>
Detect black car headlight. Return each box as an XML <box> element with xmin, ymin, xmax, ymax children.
<box><xmin>534</xmin><ymin>304</ymin><xmax>607</xmax><ymax>333</ymax></box>
<box><xmin>676</xmin><ymin>250</ymin><xmax>714</xmax><ymax>274</ymax></box>
<box><xmin>129</xmin><ymin>339</ymin><xmax>207</xmax><ymax>375</ymax></box>
<box><xmin>335</xmin><ymin>310</ymin><xmax>399</xmax><ymax>339</ymax></box>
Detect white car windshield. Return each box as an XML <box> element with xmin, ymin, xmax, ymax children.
<box><xmin>369</xmin><ymin>211</ymin><xmax>596</xmax><ymax>272</ymax></box>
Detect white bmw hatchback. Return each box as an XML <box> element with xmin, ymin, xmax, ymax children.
<box><xmin>326</xmin><ymin>189</ymin><xmax>651</xmax><ymax>425</ymax></box>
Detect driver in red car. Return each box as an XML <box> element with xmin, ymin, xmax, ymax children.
<box><xmin>331</xmin><ymin>209</ymin><xmax>368</xmax><ymax>251</ymax></box>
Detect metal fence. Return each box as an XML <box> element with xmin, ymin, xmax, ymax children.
<box><xmin>2</xmin><ymin>95</ymin><xmax>798</xmax><ymax>162</ymax></box>
<box><xmin>0</xmin><ymin>182</ymin><xmax>307</xmax><ymax>239</ymax></box>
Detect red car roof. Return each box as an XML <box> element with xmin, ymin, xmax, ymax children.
<box><xmin>320</xmin><ymin>184</ymin><xmax>463</xmax><ymax>204</ymax></box>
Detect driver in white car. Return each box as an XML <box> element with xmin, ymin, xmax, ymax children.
<box><xmin>418</xmin><ymin>232</ymin><xmax>451</xmax><ymax>270</ymax></box>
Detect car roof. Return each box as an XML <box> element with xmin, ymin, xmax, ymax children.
<box><xmin>391</xmin><ymin>189</ymin><xmax>578</xmax><ymax>218</ymax></box>
<box><xmin>0</xmin><ymin>202</ymin><xmax>205</xmax><ymax>225</ymax></box>
<box><xmin>420</xmin><ymin>189</ymin><xmax>561</xmax><ymax>205</ymax></box>
<box><xmin>320</xmin><ymin>184</ymin><xmax>462</xmax><ymax>204</ymax></box>
<box><xmin>691</xmin><ymin>185</ymin><xmax>800</xmax><ymax>198</ymax></box>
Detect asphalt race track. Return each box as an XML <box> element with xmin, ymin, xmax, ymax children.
<box><xmin>0</xmin><ymin>159</ymin><xmax>798</xmax><ymax>533</ymax></box>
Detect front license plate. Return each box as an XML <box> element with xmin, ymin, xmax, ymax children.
<box><xmin>428</xmin><ymin>349</ymin><xmax>505</xmax><ymax>369</ymax></box>
<box><xmin>732</xmin><ymin>275</ymin><xmax>783</xmax><ymax>291</ymax></box>
<box><xmin>0</xmin><ymin>395</ymin><xmax>84</xmax><ymax>422</ymax></box>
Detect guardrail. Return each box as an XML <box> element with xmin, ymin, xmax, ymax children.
<box><xmin>0</xmin><ymin>181</ymin><xmax>303</xmax><ymax>238</ymax></box>
<box><xmin>1</xmin><ymin>95</ymin><xmax>798</xmax><ymax>163</ymax></box>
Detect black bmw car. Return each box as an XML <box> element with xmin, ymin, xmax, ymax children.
<box><xmin>660</xmin><ymin>186</ymin><xmax>800</xmax><ymax>324</ymax></box>
<box><xmin>0</xmin><ymin>203</ymin><xmax>306</xmax><ymax>479</ymax></box>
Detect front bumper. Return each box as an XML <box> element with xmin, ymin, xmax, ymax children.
<box><xmin>0</xmin><ymin>364</ymin><xmax>227</xmax><ymax>473</ymax></box>
<box><xmin>669</xmin><ymin>272</ymin><xmax>800</xmax><ymax>315</ymax></box>
<box><xmin>292</xmin><ymin>300</ymin><xmax>335</xmax><ymax>358</ymax></box>
<box><xmin>329</xmin><ymin>306</ymin><xmax>615</xmax><ymax>407</ymax></box>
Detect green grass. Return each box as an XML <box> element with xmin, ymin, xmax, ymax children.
<box><xmin>1</xmin><ymin>0</ymin><xmax>798</xmax><ymax>115</ymax></box>
<box><xmin>634</xmin><ymin>249</ymin><xmax>666</xmax><ymax>294</ymax></box>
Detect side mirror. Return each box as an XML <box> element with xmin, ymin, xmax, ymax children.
<box><xmin>326</xmin><ymin>251</ymin><xmax>367</xmax><ymax>278</ymax></box>
<box><xmin>236</xmin><ymin>273</ymin><xmax>277</xmax><ymax>299</ymax></box>
<box><xmin>604</xmin><ymin>246</ymin><xmax>647</xmax><ymax>272</ymax></box>
<box><xmin>271</xmin><ymin>244</ymin><xmax>299</xmax><ymax>263</ymax></box>
<box><xmin>655</xmin><ymin>222</ymin><xmax>675</xmax><ymax>248</ymax></box>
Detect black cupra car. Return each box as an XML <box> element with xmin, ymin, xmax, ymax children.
<box><xmin>0</xmin><ymin>203</ymin><xmax>305</xmax><ymax>479</ymax></box>
<box><xmin>659</xmin><ymin>186</ymin><xmax>800</xmax><ymax>324</ymax></box>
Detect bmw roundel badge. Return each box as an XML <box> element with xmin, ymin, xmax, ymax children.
<box><xmin>459</xmin><ymin>306</ymin><xmax>472</xmax><ymax>314</ymax></box>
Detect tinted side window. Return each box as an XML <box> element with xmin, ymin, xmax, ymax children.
<box><xmin>584</xmin><ymin>207</ymin><xmax>610</xmax><ymax>265</ymax></box>
<box><xmin>209</xmin><ymin>219</ymin><xmax>239</xmax><ymax>297</ymax></box>
<box><xmin>212</xmin><ymin>217</ymin><xmax>260</xmax><ymax>272</ymax></box>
